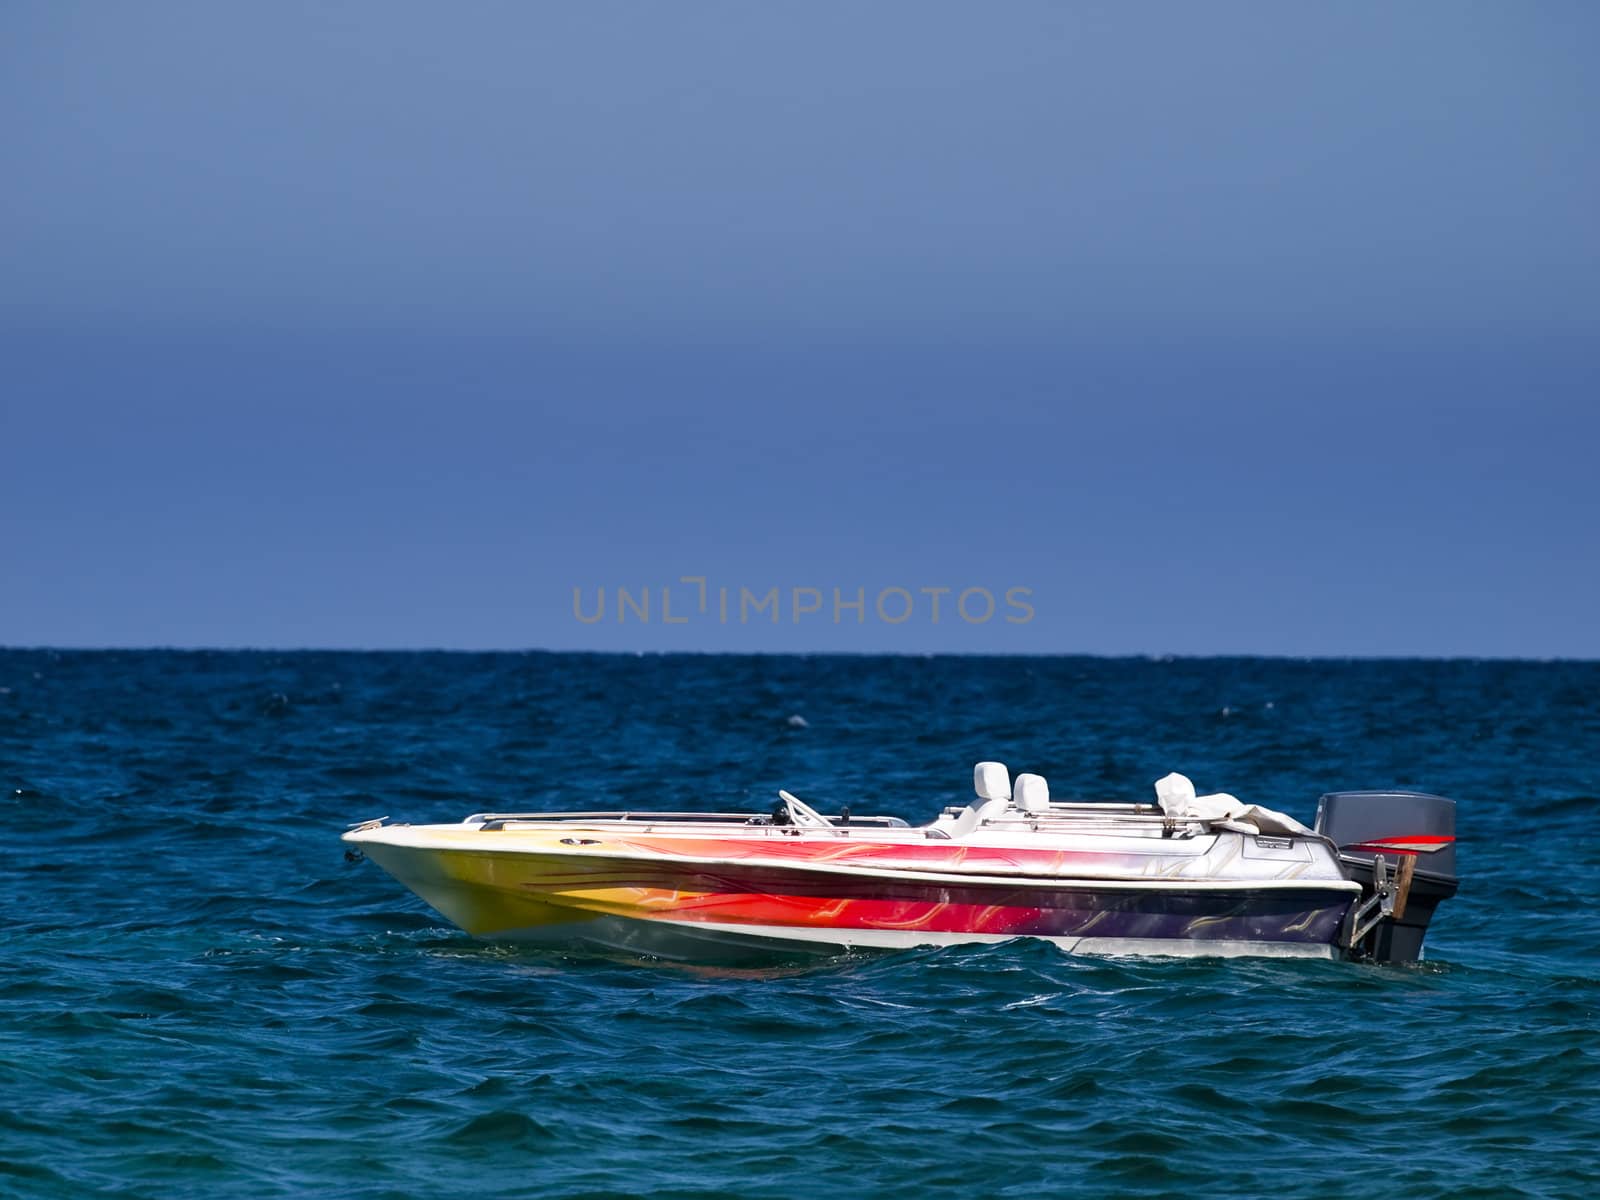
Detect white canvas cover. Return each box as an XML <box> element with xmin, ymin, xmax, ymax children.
<box><xmin>1153</xmin><ymin>772</ymin><xmax>1315</xmax><ymax>838</ymax></box>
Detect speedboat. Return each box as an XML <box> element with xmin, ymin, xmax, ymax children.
<box><xmin>343</xmin><ymin>763</ymin><xmax>1458</xmax><ymax>964</ymax></box>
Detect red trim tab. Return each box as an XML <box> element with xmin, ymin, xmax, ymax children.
<box><xmin>1345</xmin><ymin>834</ymin><xmax>1454</xmax><ymax>856</ymax></box>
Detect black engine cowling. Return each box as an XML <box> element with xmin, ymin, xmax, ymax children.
<box><xmin>1314</xmin><ymin>790</ymin><xmax>1459</xmax><ymax>963</ymax></box>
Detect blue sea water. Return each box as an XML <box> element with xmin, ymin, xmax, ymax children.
<box><xmin>2</xmin><ymin>649</ymin><xmax>1597</xmax><ymax>1199</ymax></box>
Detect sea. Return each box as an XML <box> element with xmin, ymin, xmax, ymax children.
<box><xmin>2</xmin><ymin>650</ymin><xmax>1597</xmax><ymax>1198</ymax></box>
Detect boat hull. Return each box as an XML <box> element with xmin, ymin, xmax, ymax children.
<box><xmin>355</xmin><ymin>838</ymin><xmax>1355</xmax><ymax>963</ymax></box>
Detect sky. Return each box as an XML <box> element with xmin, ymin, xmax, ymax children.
<box><xmin>2</xmin><ymin>2</ymin><xmax>1597</xmax><ymax>655</ymax></box>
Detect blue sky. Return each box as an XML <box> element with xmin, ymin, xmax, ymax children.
<box><xmin>2</xmin><ymin>3</ymin><xmax>1596</xmax><ymax>654</ymax></box>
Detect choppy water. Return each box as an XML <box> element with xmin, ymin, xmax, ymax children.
<box><xmin>2</xmin><ymin>650</ymin><xmax>1597</xmax><ymax>1198</ymax></box>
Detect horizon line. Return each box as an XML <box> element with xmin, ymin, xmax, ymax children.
<box><xmin>2</xmin><ymin>645</ymin><xmax>1596</xmax><ymax>664</ymax></box>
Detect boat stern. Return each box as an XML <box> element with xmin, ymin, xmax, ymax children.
<box><xmin>1316</xmin><ymin>791</ymin><xmax>1459</xmax><ymax>963</ymax></box>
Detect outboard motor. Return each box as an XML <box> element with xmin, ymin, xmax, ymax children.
<box><xmin>1315</xmin><ymin>791</ymin><xmax>1459</xmax><ymax>963</ymax></box>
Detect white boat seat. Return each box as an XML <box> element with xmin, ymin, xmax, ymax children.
<box><xmin>927</xmin><ymin>763</ymin><xmax>1013</xmax><ymax>838</ymax></box>
<box><xmin>1014</xmin><ymin>773</ymin><xmax>1050</xmax><ymax>813</ymax></box>
<box><xmin>974</xmin><ymin>761</ymin><xmax>1011</xmax><ymax>803</ymax></box>
<box><xmin>965</xmin><ymin>761</ymin><xmax>1014</xmax><ymax>827</ymax></box>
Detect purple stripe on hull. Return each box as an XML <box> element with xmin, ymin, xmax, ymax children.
<box><xmin>1006</xmin><ymin>891</ymin><xmax>1350</xmax><ymax>945</ymax></box>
